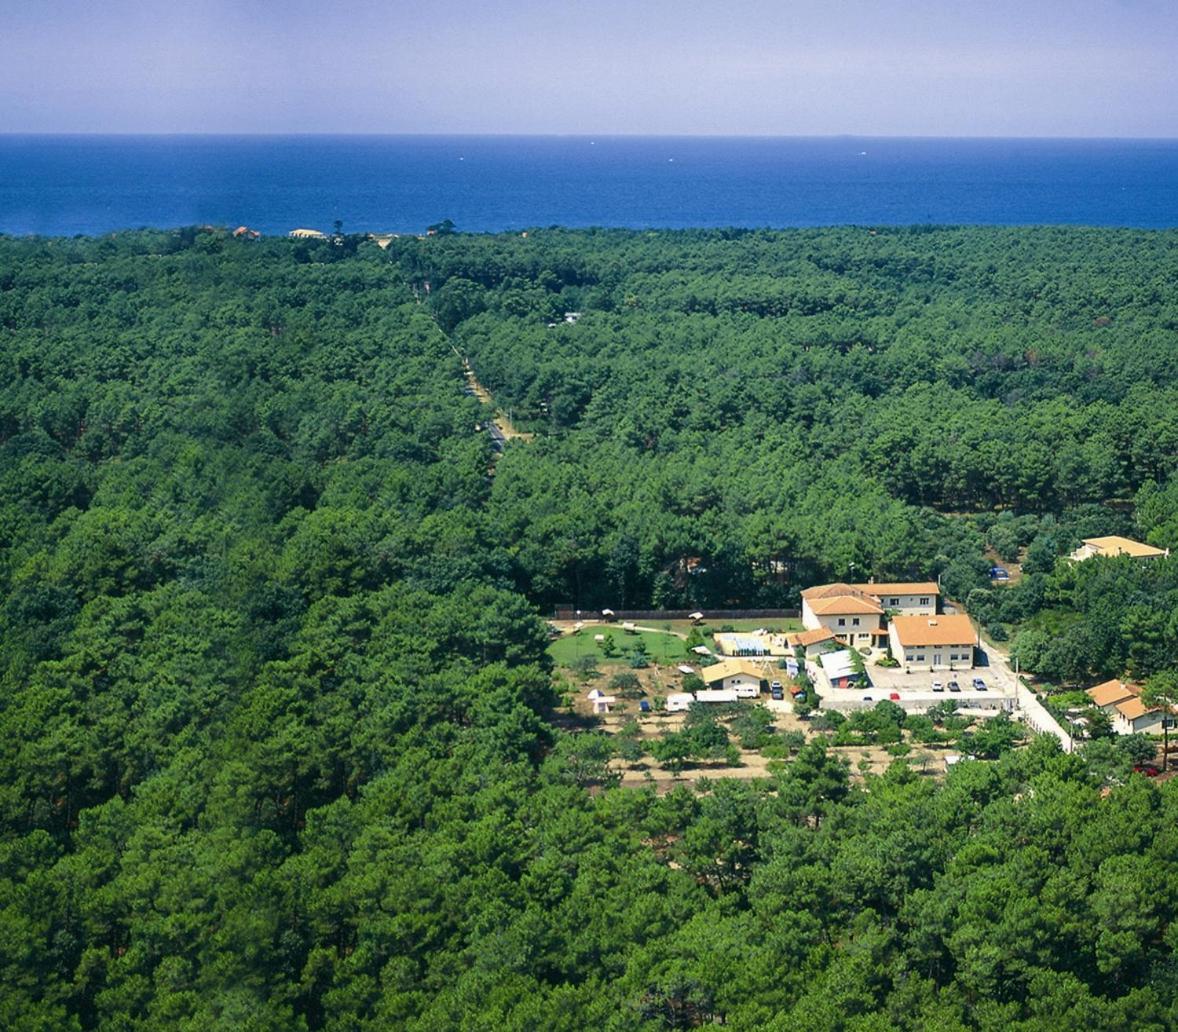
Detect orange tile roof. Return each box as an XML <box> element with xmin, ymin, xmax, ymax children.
<box><xmin>1114</xmin><ymin>697</ymin><xmax>1158</xmax><ymax>721</ymax></box>
<box><xmin>852</xmin><ymin>581</ymin><xmax>940</xmax><ymax>597</ymax></box>
<box><xmin>1086</xmin><ymin>679</ymin><xmax>1140</xmax><ymax>708</ymax></box>
<box><xmin>701</xmin><ymin>658</ymin><xmax>770</xmax><ymax>683</ymax></box>
<box><xmin>889</xmin><ymin>614</ymin><xmax>976</xmax><ymax>647</ymax></box>
<box><xmin>801</xmin><ymin>582</ymin><xmax>861</xmax><ymax>599</ymax></box>
<box><xmin>806</xmin><ymin>595</ymin><xmax>884</xmax><ymax>616</ymax></box>
<box><xmin>786</xmin><ymin>627</ymin><xmax>839</xmax><ymax>648</ymax></box>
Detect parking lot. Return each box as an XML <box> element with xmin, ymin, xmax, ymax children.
<box><xmin>814</xmin><ymin>647</ymin><xmax>1018</xmax><ymax>714</ymax></box>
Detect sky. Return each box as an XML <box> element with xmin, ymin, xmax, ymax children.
<box><xmin>2</xmin><ymin>0</ymin><xmax>1177</xmax><ymax>136</ymax></box>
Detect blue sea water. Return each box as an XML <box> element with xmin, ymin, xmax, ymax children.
<box><xmin>1</xmin><ymin>135</ymin><xmax>1177</xmax><ymax>237</ymax></box>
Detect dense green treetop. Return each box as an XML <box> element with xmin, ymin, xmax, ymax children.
<box><xmin>1</xmin><ymin>226</ymin><xmax>1177</xmax><ymax>1029</ymax></box>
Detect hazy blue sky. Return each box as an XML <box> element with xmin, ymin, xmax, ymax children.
<box><xmin>4</xmin><ymin>0</ymin><xmax>1176</xmax><ymax>136</ymax></box>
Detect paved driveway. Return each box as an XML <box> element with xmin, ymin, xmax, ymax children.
<box><xmin>815</xmin><ymin>647</ymin><xmax>1017</xmax><ymax>713</ymax></box>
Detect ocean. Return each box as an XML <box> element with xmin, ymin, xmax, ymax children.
<box><xmin>2</xmin><ymin>135</ymin><xmax>1177</xmax><ymax>237</ymax></box>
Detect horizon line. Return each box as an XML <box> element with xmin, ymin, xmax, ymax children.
<box><xmin>2</xmin><ymin>131</ymin><xmax>1178</xmax><ymax>143</ymax></box>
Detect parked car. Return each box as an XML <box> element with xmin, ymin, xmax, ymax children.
<box><xmin>770</xmin><ymin>686</ymin><xmax>784</xmax><ymax>701</ymax></box>
<box><xmin>931</xmin><ymin>681</ymin><xmax>944</xmax><ymax>692</ymax></box>
<box><xmin>948</xmin><ymin>682</ymin><xmax>962</xmax><ymax>693</ymax></box>
<box><xmin>770</xmin><ymin>680</ymin><xmax>782</xmax><ymax>691</ymax></box>
<box><xmin>990</xmin><ymin>566</ymin><xmax>1010</xmax><ymax>580</ymax></box>
<box><xmin>972</xmin><ymin>677</ymin><xmax>986</xmax><ymax>691</ymax></box>
<box><xmin>1134</xmin><ymin>763</ymin><xmax>1161</xmax><ymax>777</ymax></box>
<box><xmin>888</xmin><ymin>692</ymin><xmax>901</xmax><ymax>701</ymax></box>
<box><xmin>862</xmin><ymin>696</ymin><xmax>874</xmax><ymax>702</ymax></box>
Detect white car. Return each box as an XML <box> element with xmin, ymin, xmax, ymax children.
<box><xmin>931</xmin><ymin>681</ymin><xmax>945</xmax><ymax>692</ymax></box>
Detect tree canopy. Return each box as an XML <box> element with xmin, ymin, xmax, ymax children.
<box><xmin>2</xmin><ymin>225</ymin><xmax>1178</xmax><ymax>1029</ymax></box>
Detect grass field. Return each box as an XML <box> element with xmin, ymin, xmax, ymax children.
<box><xmin>548</xmin><ymin>627</ymin><xmax>691</xmax><ymax>668</ymax></box>
<box><xmin>693</xmin><ymin>618</ymin><xmax>803</xmax><ymax>634</ymax></box>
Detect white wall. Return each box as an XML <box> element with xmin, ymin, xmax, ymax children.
<box><xmin>868</xmin><ymin>591</ymin><xmax>937</xmax><ymax>615</ymax></box>
<box><xmin>802</xmin><ymin>604</ymin><xmax>879</xmax><ymax>647</ymax></box>
<box><xmin>887</xmin><ymin>624</ymin><xmax>974</xmax><ymax>669</ymax></box>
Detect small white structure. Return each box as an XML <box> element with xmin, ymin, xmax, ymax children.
<box><xmin>289</xmin><ymin>227</ymin><xmax>326</xmax><ymax>239</ymax></box>
<box><xmin>601</xmin><ymin>608</ymin><xmax>616</xmax><ymax>619</ymax></box>
<box><xmin>666</xmin><ymin>692</ymin><xmax>695</xmax><ymax>713</ymax></box>
<box><xmin>677</xmin><ymin>665</ymin><xmax>695</xmax><ymax>675</ymax></box>
<box><xmin>594</xmin><ymin>634</ymin><xmax>605</xmax><ymax>644</ymax></box>
<box><xmin>688</xmin><ymin>611</ymin><xmax>705</xmax><ymax>623</ymax></box>
<box><xmin>691</xmin><ymin>645</ymin><xmax>712</xmax><ymax>656</ymax></box>
<box><xmin>622</xmin><ymin>621</ymin><xmax>638</xmax><ymax>633</ymax></box>
<box><xmin>587</xmin><ymin>689</ymin><xmax>617</xmax><ymax>715</ymax></box>
<box><xmin>694</xmin><ymin>689</ymin><xmax>740</xmax><ymax>704</ymax></box>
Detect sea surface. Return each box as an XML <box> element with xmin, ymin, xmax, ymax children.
<box><xmin>2</xmin><ymin>135</ymin><xmax>1178</xmax><ymax>237</ymax></box>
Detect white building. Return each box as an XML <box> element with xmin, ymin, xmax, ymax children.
<box><xmin>700</xmin><ymin>659</ymin><xmax>767</xmax><ymax>697</ymax></box>
<box><xmin>851</xmin><ymin>581</ymin><xmax>940</xmax><ymax>616</ymax></box>
<box><xmin>666</xmin><ymin>693</ymin><xmax>695</xmax><ymax>713</ymax></box>
<box><xmin>888</xmin><ymin>614</ymin><xmax>976</xmax><ymax>670</ymax></box>
<box><xmin>800</xmin><ymin>584</ymin><xmax>885</xmax><ymax>649</ymax></box>
<box><xmin>1085</xmin><ymin>679</ymin><xmax>1166</xmax><ymax>735</ymax></box>
<box><xmin>1069</xmin><ymin>536</ymin><xmax>1169</xmax><ymax>562</ymax></box>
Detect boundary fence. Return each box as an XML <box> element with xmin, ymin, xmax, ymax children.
<box><xmin>552</xmin><ymin>607</ymin><xmax>800</xmax><ymax>622</ymax></box>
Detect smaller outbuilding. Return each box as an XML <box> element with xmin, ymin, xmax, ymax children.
<box><xmin>701</xmin><ymin>659</ymin><xmax>767</xmax><ymax>697</ymax></box>
<box><xmin>785</xmin><ymin>626</ymin><xmax>841</xmax><ymax>659</ymax></box>
<box><xmin>817</xmin><ymin>649</ymin><xmax>866</xmax><ymax>690</ymax></box>
<box><xmin>666</xmin><ymin>692</ymin><xmax>695</xmax><ymax>713</ymax></box>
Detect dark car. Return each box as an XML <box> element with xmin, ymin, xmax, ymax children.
<box><xmin>948</xmin><ymin>682</ymin><xmax>962</xmax><ymax>693</ymax></box>
<box><xmin>972</xmin><ymin>677</ymin><xmax>986</xmax><ymax>691</ymax></box>
<box><xmin>770</xmin><ymin>686</ymin><xmax>784</xmax><ymax>701</ymax></box>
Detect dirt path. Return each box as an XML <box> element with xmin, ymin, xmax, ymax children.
<box><xmin>462</xmin><ymin>358</ymin><xmax>534</xmax><ymax>443</ymax></box>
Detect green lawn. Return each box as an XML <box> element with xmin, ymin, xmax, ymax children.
<box><xmin>548</xmin><ymin>627</ymin><xmax>691</xmax><ymax>668</ymax></box>
<box><xmin>697</xmin><ymin>618</ymin><xmax>803</xmax><ymax>634</ymax></box>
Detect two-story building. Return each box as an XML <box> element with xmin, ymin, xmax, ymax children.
<box><xmin>850</xmin><ymin>581</ymin><xmax>940</xmax><ymax>615</ymax></box>
<box><xmin>888</xmin><ymin>614</ymin><xmax>977</xmax><ymax>670</ymax></box>
<box><xmin>800</xmin><ymin>584</ymin><xmax>886</xmax><ymax>649</ymax></box>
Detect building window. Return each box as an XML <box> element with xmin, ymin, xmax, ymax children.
<box><xmin>838</xmin><ymin>618</ymin><xmax>845</xmax><ymax>626</ymax></box>
<box><xmin>852</xmin><ymin>617</ymin><xmax>860</xmax><ymax>626</ymax></box>
<box><xmin>919</xmin><ymin>597</ymin><xmax>929</xmax><ymax>606</ymax></box>
<box><xmin>889</xmin><ymin>597</ymin><xmax>899</xmax><ymax>606</ymax></box>
<box><xmin>916</xmin><ymin>654</ymin><xmax>925</xmax><ymax>662</ymax></box>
